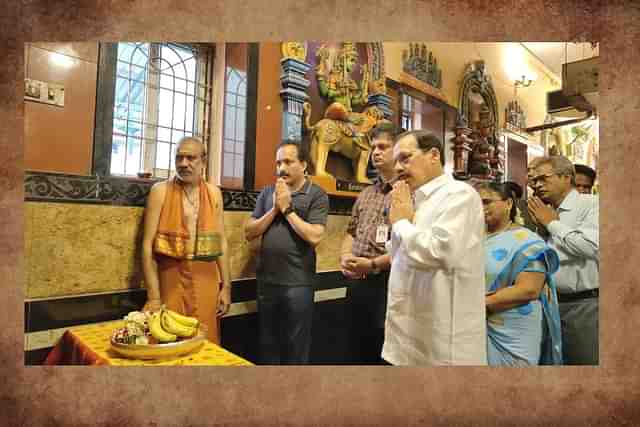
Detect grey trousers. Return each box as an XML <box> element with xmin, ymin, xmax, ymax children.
<box><xmin>559</xmin><ymin>297</ymin><xmax>599</xmax><ymax>365</ymax></box>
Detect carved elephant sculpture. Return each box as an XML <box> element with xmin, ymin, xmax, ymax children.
<box><xmin>303</xmin><ymin>102</ymin><xmax>385</xmax><ymax>184</ymax></box>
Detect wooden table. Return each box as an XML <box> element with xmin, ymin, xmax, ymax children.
<box><xmin>44</xmin><ymin>320</ymin><xmax>253</xmax><ymax>366</ymax></box>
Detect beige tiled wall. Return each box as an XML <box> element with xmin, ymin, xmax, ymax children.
<box><xmin>25</xmin><ymin>202</ymin><xmax>349</xmax><ymax>299</ymax></box>
<box><xmin>25</xmin><ymin>202</ymin><xmax>145</xmax><ymax>299</ymax></box>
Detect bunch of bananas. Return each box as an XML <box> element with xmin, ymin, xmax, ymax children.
<box><xmin>148</xmin><ymin>307</ymin><xmax>199</xmax><ymax>343</ymax></box>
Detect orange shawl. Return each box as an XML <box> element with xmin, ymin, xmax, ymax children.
<box><xmin>153</xmin><ymin>177</ymin><xmax>223</xmax><ymax>261</ymax></box>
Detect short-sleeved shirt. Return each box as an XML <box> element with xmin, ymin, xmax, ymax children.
<box><xmin>251</xmin><ymin>179</ymin><xmax>329</xmax><ymax>286</ymax></box>
<box><xmin>346</xmin><ymin>177</ymin><xmax>392</xmax><ymax>258</ymax></box>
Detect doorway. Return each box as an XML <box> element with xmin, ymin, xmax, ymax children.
<box><xmin>507</xmin><ymin>138</ymin><xmax>528</xmax><ymax>195</ymax></box>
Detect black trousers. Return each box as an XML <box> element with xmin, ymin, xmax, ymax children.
<box><xmin>345</xmin><ymin>272</ymin><xmax>389</xmax><ymax>365</ymax></box>
<box><xmin>257</xmin><ymin>283</ymin><xmax>314</xmax><ymax>365</ymax></box>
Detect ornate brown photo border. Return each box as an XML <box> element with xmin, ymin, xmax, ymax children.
<box><xmin>2</xmin><ymin>1</ymin><xmax>638</xmax><ymax>425</ymax></box>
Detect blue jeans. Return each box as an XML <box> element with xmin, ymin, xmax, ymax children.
<box><xmin>257</xmin><ymin>283</ymin><xmax>314</xmax><ymax>365</ymax></box>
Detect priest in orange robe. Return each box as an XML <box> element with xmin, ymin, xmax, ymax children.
<box><xmin>141</xmin><ymin>137</ymin><xmax>231</xmax><ymax>344</ymax></box>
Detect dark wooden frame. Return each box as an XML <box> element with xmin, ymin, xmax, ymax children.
<box><xmin>386</xmin><ymin>77</ymin><xmax>457</xmax><ymax>163</ymax></box>
<box><xmin>243</xmin><ymin>43</ymin><xmax>259</xmax><ymax>190</ymax></box>
<box><xmin>93</xmin><ymin>42</ymin><xmax>219</xmax><ymax>180</ymax></box>
<box><xmin>92</xmin><ymin>43</ymin><xmax>118</xmax><ymax>177</ymax></box>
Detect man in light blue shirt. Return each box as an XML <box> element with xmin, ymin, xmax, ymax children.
<box><xmin>528</xmin><ymin>155</ymin><xmax>599</xmax><ymax>365</ymax></box>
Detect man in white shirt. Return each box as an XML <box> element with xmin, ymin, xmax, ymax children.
<box><xmin>528</xmin><ymin>155</ymin><xmax>599</xmax><ymax>365</ymax></box>
<box><xmin>383</xmin><ymin>129</ymin><xmax>487</xmax><ymax>366</ymax></box>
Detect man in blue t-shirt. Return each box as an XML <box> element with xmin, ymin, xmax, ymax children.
<box><xmin>245</xmin><ymin>141</ymin><xmax>329</xmax><ymax>364</ymax></box>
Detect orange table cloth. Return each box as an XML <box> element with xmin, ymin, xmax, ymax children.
<box><xmin>44</xmin><ymin>321</ymin><xmax>253</xmax><ymax>366</ymax></box>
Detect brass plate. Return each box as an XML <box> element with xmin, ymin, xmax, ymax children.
<box><xmin>110</xmin><ymin>327</ymin><xmax>206</xmax><ymax>360</ymax></box>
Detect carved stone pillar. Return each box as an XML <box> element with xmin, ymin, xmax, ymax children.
<box><xmin>279</xmin><ymin>57</ymin><xmax>311</xmax><ymax>142</ymax></box>
<box><xmin>367</xmin><ymin>93</ymin><xmax>393</xmax><ymax>120</ymax></box>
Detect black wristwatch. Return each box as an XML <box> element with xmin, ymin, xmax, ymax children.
<box><xmin>370</xmin><ymin>258</ymin><xmax>381</xmax><ymax>274</ymax></box>
<box><xmin>283</xmin><ymin>206</ymin><xmax>295</xmax><ymax>217</ymax></box>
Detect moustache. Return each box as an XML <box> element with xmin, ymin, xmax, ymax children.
<box><xmin>276</xmin><ymin>170</ymin><xmax>289</xmax><ymax>178</ymax></box>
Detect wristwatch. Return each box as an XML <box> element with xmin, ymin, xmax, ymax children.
<box><xmin>370</xmin><ymin>258</ymin><xmax>381</xmax><ymax>274</ymax></box>
<box><xmin>283</xmin><ymin>206</ymin><xmax>295</xmax><ymax>217</ymax></box>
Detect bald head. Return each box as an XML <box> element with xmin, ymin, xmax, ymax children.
<box><xmin>177</xmin><ymin>136</ymin><xmax>207</xmax><ymax>158</ymax></box>
<box><xmin>175</xmin><ymin>136</ymin><xmax>207</xmax><ymax>184</ymax></box>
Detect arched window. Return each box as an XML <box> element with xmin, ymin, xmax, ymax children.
<box><xmin>106</xmin><ymin>42</ymin><xmax>213</xmax><ymax>177</ymax></box>
<box><xmin>221</xmin><ymin>66</ymin><xmax>247</xmax><ymax>188</ymax></box>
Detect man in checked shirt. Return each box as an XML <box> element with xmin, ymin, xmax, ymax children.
<box><xmin>340</xmin><ymin>122</ymin><xmax>397</xmax><ymax>365</ymax></box>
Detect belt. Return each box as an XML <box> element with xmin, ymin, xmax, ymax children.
<box><xmin>557</xmin><ymin>288</ymin><xmax>599</xmax><ymax>303</ymax></box>
<box><xmin>367</xmin><ymin>270</ymin><xmax>389</xmax><ymax>278</ymax></box>
<box><xmin>344</xmin><ymin>271</ymin><xmax>389</xmax><ymax>282</ymax></box>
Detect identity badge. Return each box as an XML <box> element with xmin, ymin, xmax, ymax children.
<box><xmin>376</xmin><ymin>225</ymin><xmax>389</xmax><ymax>243</ymax></box>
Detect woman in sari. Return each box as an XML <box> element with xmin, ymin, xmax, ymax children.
<box><xmin>477</xmin><ymin>182</ymin><xmax>563</xmax><ymax>366</ymax></box>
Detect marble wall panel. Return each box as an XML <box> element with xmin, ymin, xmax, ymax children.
<box><xmin>25</xmin><ymin>202</ymin><xmax>347</xmax><ymax>298</ymax></box>
<box><xmin>25</xmin><ymin>202</ymin><xmax>144</xmax><ymax>299</ymax></box>
<box><xmin>224</xmin><ymin>211</ymin><xmax>258</xmax><ymax>280</ymax></box>
<box><xmin>317</xmin><ymin>215</ymin><xmax>350</xmax><ymax>272</ymax></box>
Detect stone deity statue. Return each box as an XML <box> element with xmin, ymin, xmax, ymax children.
<box><xmin>315</xmin><ymin>42</ymin><xmax>369</xmax><ymax>115</ymax></box>
<box><xmin>305</xmin><ymin>42</ymin><xmax>385</xmax><ymax>184</ymax></box>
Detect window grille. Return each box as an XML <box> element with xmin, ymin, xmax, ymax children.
<box><xmin>110</xmin><ymin>42</ymin><xmax>213</xmax><ymax>178</ymax></box>
<box><xmin>221</xmin><ymin>66</ymin><xmax>247</xmax><ymax>188</ymax></box>
<box><xmin>401</xmin><ymin>93</ymin><xmax>414</xmax><ymax>131</ymax></box>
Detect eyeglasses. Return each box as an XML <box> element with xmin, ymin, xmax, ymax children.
<box><xmin>528</xmin><ymin>173</ymin><xmax>556</xmax><ymax>187</ymax></box>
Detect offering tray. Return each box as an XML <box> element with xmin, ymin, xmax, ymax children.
<box><xmin>110</xmin><ymin>326</ymin><xmax>207</xmax><ymax>360</ymax></box>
